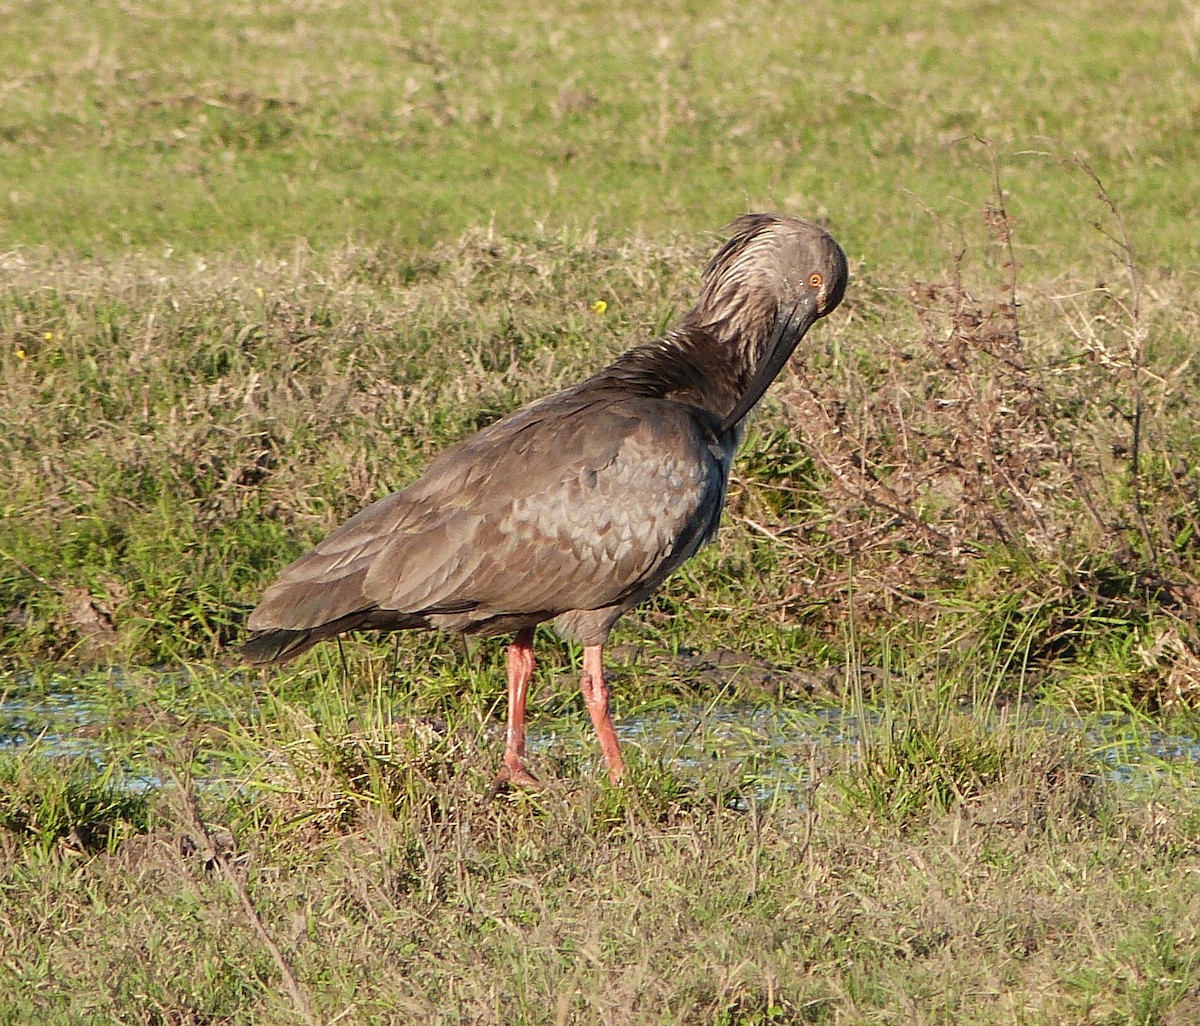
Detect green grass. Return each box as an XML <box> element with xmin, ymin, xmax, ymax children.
<box><xmin>4</xmin><ymin>0</ymin><xmax>1200</xmax><ymax>1021</ymax></box>
<box><xmin>0</xmin><ymin>750</ymin><xmax>152</xmax><ymax>852</ymax></box>
<box><xmin>2</xmin><ymin>0</ymin><xmax>1198</xmax><ymax>272</ymax></box>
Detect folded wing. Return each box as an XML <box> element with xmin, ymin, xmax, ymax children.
<box><xmin>245</xmin><ymin>392</ymin><xmax>728</xmax><ymax>658</ymax></box>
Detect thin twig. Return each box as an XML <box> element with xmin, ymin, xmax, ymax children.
<box><xmin>157</xmin><ymin>753</ymin><xmax>317</xmax><ymax>1026</ymax></box>
<box><xmin>978</xmin><ymin>136</ymin><xmax>1023</xmax><ymax>348</ymax></box>
<box><xmin>0</xmin><ymin>547</ymin><xmax>62</xmax><ymax>593</ymax></box>
<box><xmin>1074</xmin><ymin>159</ymin><xmax>1157</xmax><ymax>567</ymax></box>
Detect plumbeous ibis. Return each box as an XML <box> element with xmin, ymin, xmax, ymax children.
<box><xmin>244</xmin><ymin>214</ymin><xmax>848</xmax><ymax>786</ymax></box>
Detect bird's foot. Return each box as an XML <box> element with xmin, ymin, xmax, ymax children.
<box><xmin>484</xmin><ymin>760</ymin><xmax>542</xmax><ymax>799</ymax></box>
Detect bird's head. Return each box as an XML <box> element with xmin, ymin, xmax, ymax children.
<box><xmin>685</xmin><ymin>214</ymin><xmax>849</xmax><ymax>430</ymax></box>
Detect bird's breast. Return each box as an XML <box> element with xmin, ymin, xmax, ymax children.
<box><xmin>497</xmin><ymin>444</ymin><xmax>717</xmax><ymax>565</ymax></box>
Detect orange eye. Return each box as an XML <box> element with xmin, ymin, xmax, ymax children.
<box><xmin>809</xmin><ymin>273</ymin><xmax>823</xmax><ymax>288</ymax></box>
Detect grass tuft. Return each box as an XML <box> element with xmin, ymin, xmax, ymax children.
<box><xmin>0</xmin><ymin>751</ymin><xmax>153</xmax><ymax>854</ymax></box>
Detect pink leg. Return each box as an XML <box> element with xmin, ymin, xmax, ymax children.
<box><xmin>580</xmin><ymin>644</ymin><xmax>625</xmax><ymax>784</ymax></box>
<box><xmin>497</xmin><ymin>628</ymin><xmax>539</xmax><ymax>787</ymax></box>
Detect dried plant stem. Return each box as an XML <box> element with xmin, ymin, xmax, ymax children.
<box><xmin>1075</xmin><ymin>159</ymin><xmax>1158</xmax><ymax>567</ymax></box>
<box><xmin>979</xmin><ymin>137</ymin><xmax>1023</xmax><ymax>349</ymax></box>
<box><xmin>159</xmin><ymin>754</ymin><xmax>317</xmax><ymax>1026</ymax></box>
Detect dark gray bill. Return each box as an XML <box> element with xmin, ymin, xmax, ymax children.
<box><xmin>720</xmin><ymin>297</ymin><xmax>818</xmax><ymax>432</ymax></box>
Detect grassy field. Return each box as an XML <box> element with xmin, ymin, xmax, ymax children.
<box><xmin>3</xmin><ymin>0</ymin><xmax>1198</xmax><ymax>270</ymax></box>
<box><xmin>4</xmin><ymin>0</ymin><xmax>1200</xmax><ymax>1022</ymax></box>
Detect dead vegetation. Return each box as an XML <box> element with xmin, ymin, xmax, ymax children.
<box><xmin>729</xmin><ymin>191</ymin><xmax>1200</xmax><ymax>704</ymax></box>
<box><xmin>3</xmin><ymin>699</ymin><xmax>1197</xmax><ymax>1025</ymax></box>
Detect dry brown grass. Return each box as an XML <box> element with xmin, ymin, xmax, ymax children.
<box><xmin>5</xmin><ymin>710</ymin><xmax>1198</xmax><ymax>1025</ymax></box>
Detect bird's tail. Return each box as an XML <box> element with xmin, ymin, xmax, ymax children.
<box><xmin>242</xmin><ymin>628</ymin><xmax>321</xmax><ymax>665</ymax></box>
<box><xmin>242</xmin><ymin>609</ymin><xmax>376</xmax><ymax>666</ymax></box>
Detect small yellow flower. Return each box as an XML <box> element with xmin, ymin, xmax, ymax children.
<box><xmin>256</xmin><ymin>287</ymin><xmax>264</xmax><ymax>298</ymax></box>
<box><xmin>16</xmin><ymin>349</ymin><xmax>27</xmax><ymax>360</ymax></box>
<box><xmin>590</xmin><ymin>299</ymin><xmax>607</xmax><ymax>315</ymax></box>
<box><xmin>43</xmin><ymin>331</ymin><xmax>54</xmax><ymax>341</ymax></box>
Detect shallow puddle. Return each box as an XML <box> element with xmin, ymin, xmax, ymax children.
<box><xmin>596</xmin><ymin>703</ymin><xmax>1200</xmax><ymax>789</ymax></box>
<box><xmin>0</xmin><ymin>679</ymin><xmax>112</xmax><ymax>758</ymax></box>
<box><xmin>4</xmin><ymin>670</ymin><xmax>1200</xmax><ymax>792</ymax></box>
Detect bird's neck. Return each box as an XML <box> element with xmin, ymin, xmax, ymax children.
<box><xmin>594</xmin><ymin>321</ymin><xmax>768</xmax><ymax>424</ymax></box>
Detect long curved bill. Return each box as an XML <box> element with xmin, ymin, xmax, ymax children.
<box><xmin>720</xmin><ymin>296</ymin><xmax>819</xmax><ymax>433</ymax></box>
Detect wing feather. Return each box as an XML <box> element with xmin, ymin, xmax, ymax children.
<box><xmin>247</xmin><ymin>392</ymin><xmax>728</xmax><ymax>636</ymax></box>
